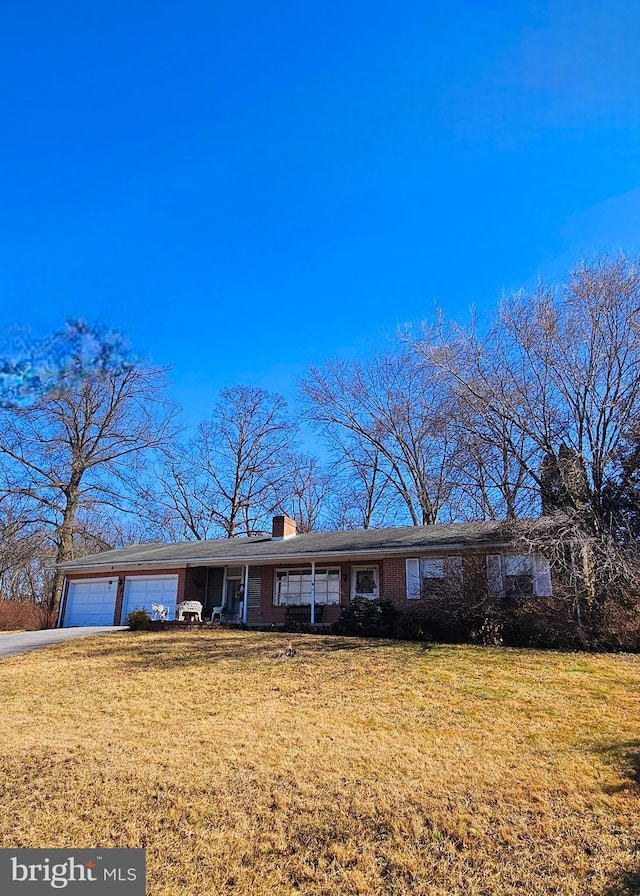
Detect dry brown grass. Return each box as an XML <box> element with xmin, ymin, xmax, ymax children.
<box><xmin>0</xmin><ymin>630</ymin><xmax>638</xmax><ymax>896</ymax></box>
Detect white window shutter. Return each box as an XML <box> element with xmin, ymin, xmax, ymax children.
<box><xmin>486</xmin><ymin>555</ymin><xmax>505</xmax><ymax>598</ymax></box>
<box><xmin>532</xmin><ymin>555</ymin><xmax>552</xmax><ymax>597</ymax></box>
<box><xmin>406</xmin><ymin>559</ymin><xmax>421</xmax><ymax>599</ymax></box>
<box><xmin>247</xmin><ymin>571</ymin><xmax>262</xmax><ymax>608</ymax></box>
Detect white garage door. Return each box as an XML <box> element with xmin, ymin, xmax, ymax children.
<box><xmin>64</xmin><ymin>579</ymin><xmax>118</xmax><ymax>627</ymax></box>
<box><xmin>121</xmin><ymin>575</ymin><xmax>179</xmax><ymax>622</ymax></box>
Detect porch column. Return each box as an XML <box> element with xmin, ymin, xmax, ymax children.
<box><xmin>242</xmin><ymin>564</ymin><xmax>249</xmax><ymax>624</ymax></box>
<box><xmin>310</xmin><ymin>561</ymin><xmax>316</xmax><ymax>625</ymax></box>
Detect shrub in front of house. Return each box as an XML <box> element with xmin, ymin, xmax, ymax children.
<box><xmin>335</xmin><ymin>598</ymin><xmax>433</xmax><ymax>641</ymax></box>
<box><xmin>335</xmin><ymin>596</ymin><xmax>400</xmax><ymax>638</ymax></box>
<box><xmin>126</xmin><ymin>609</ymin><xmax>152</xmax><ymax>631</ymax></box>
<box><xmin>391</xmin><ymin>606</ymin><xmax>434</xmax><ymax>641</ymax></box>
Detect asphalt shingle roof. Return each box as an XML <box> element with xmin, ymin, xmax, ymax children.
<box><xmin>59</xmin><ymin>518</ymin><xmax>555</xmax><ymax>571</ymax></box>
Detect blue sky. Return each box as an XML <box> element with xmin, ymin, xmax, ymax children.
<box><xmin>2</xmin><ymin>0</ymin><xmax>639</xmax><ymax>427</ymax></box>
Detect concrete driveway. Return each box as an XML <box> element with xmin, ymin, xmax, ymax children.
<box><xmin>0</xmin><ymin>627</ymin><xmax>128</xmax><ymax>659</ymax></box>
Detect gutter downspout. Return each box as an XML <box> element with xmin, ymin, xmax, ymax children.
<box><xmin>242</xmin><ymin>564</ymin><xmax>249</xmax><ymax>625</ymax></box>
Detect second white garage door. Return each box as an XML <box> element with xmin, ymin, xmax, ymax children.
<box><xmin>121</xmin><ymin>575</ymin><xmax>179</xmax><ymax>622</ymax></box>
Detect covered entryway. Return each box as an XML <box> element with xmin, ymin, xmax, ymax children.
<box><xmin>63</xmin><ymin>578</ymin><xmax>118</xmax><ymax>627</ymax></box>
<box><xmin>121</xmin><ymin>575</ymin><xmax>179</xmax><ymax>622</ymax></box>
<box><xmin>219</xmin><ymin>571</ymin><xmax>244</xmax><ymax>623</ymax></box>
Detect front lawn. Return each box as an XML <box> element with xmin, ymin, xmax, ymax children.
<box><xmin>0</xmin><ymin>630</ymin><xmax>638</xmax><ymax>895</ymax></box>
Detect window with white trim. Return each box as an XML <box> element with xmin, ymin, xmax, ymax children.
<box><xmin>486</xmin><ymin>554</ymin><xmax>552</xmax><ymax>598</ymax></box>
<box><xmin>274</xmin><ymin>568</ymin><xmax>341</xmax><ymax>606</ymax></box>
<box><xmin>405</xmin><ymin>557</ymin><xmax>462</xmax><ymax>599</ymax></box>
<box><xmin>504</xmin><ymin>555</ymin><xmax>534</xmax><ymax>597</ymax></box>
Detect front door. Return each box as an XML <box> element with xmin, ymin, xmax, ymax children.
<box><xmin>351</xmin><ymin>566</ymin><xmax>380</xmax><ymax>600</ymax></box>
<box><xmin>224</xmin><ymin>577</ymin><xmax>244</xmax><ymax>622</ymax></box>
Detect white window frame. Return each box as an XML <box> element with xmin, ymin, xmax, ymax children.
<box><xmin>486</xmin><ymin>554</ymin><xmax>552</xmax><ymax>598</ymax></box>
<box><xmin>406</xmin><ymin>557</ymin><xmax>462</xmax><ymax>599</ymax></box>
<box><xmin>274</xmin><ymin>568</ymin><xmax>340</xmax><ymax>606</ymax></box>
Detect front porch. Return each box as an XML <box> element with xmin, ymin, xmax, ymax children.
<box><xmin>182</xmin><ymin>562</ymin><xmax>352</xmax><ymax>628</ymax></box>
<box><xmin>183</xmin><ymin>565</ymin><xmax>250</xmax><ymax>625</ymax></box>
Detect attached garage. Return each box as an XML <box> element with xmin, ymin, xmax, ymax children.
<box><xmin>121</xmin><ymin>575</ymin><xmax>179</xmax><ymax>622</ymax></box>
<box><xmin>63</xmin><ymin>578</ymin><xmax>118</xmax><ymax>627</ymax></box>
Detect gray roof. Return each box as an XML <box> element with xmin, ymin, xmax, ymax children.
<box><xmin>59</xmin><ymin>518</ymin><xmax>557</xmax><ymax>572</ymax></box>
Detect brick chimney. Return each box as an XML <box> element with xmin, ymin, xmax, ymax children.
<box><xmin>272</xmin><ymin>514</ymin><xmax>297</xmax><ymax>540</ymax></box>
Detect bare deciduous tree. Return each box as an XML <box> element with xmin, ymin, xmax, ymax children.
<box><xmin>0</xmin><ymin>324</ymin><xmax>175</xmax><ymax>614</ymax></box>
<box><xmin>414</xmin><ymin>256</ymin><xmax>640</xmax><ymax>531</ymax></box>
<box><xmin>278</xmin><ymin>454</ymin><xmax>333</xmax><ymax>533</ymax></box>
<box><xmin>327</xmin><ymin>440</ymin><xmax>401</xmax><ymax>530</ymax></box>
<box><xmin>301</xmin><ymin>352</ymin><xmax>464</xmax><ymax>527</ymax></box>
<box><xmin>151</xmin><ymin>386</ymin><xmax>300</xmax><ymax>539</ymax></box>
<box><xmin>146</xmin><ymin>451</ymin><xmax>216</xmax><ymax>542</ymax></box>
<box><xmin>195</xmin><ymin>385</ymin><xmax>299</xmax><ymax>537</ymax></box>
<box><xmin>0</xmin><ymin>494</ymin><xmax>49</xmax><ymax>605</ymax></box>
<box><xmin>410</xmin><ymin>254</ymin><xmax>640</xmax><ymax>626</ymax></box>
<box><xmin>446</xmin><ymin>404</ymin><xmax>539</xmax><ymax>521</ymax></box>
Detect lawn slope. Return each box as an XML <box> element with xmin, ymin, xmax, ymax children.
<box><xmin>0</xmin><ymin>630</ymin><xmax>638</xmax><ymax>896</ymax></box>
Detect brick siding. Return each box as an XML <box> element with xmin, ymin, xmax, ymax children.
<box><xmin>62</xmin><ymin>551</ymin><xmax>558</xmax><ymax>628</ymax></box>
<box><xmin>381</xmin><ymin>557</ymin><xmax>406</xmax><ymax>603</ymax></box>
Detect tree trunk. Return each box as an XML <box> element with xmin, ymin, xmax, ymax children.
<box><xmin>49</xmin><ymin>486</ymin><xmax>80</xmax><ymax>620</ymax></box>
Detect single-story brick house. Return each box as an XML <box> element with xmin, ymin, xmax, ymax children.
<box><xmin>57</xmin><ymin>515</ymin><xmax>556</xmax><ymax>628</ymax></box>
